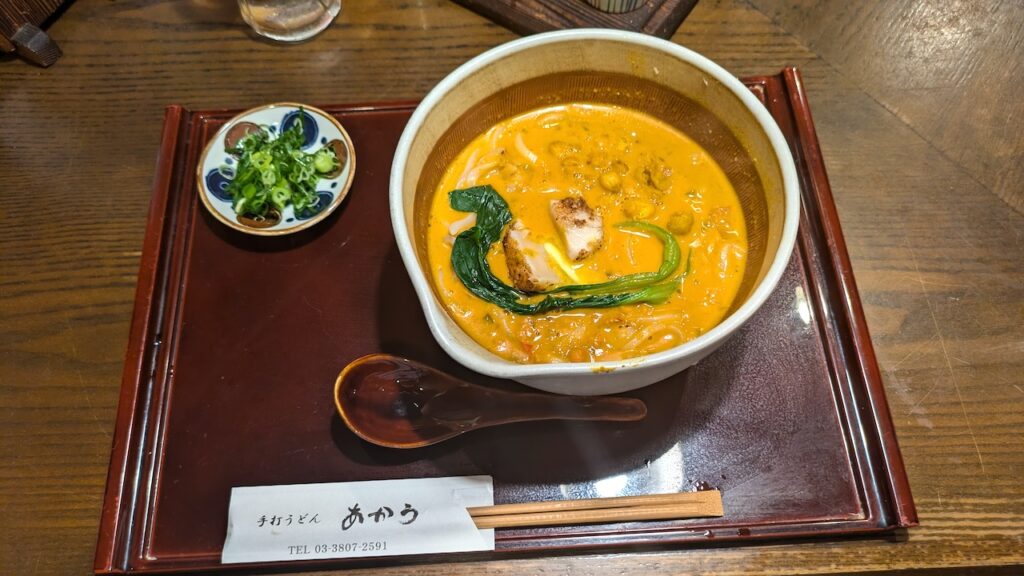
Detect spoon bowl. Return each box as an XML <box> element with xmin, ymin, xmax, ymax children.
<box><xmin>334</xmin><ymin>354</ymin><xmax>648</xmax><ymax>449</ymax></box>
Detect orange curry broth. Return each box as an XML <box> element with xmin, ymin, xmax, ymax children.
<box><xmin>427</xmin><ymin>104</ymin><xmax>747</xmax><ymax>364</ymax></box>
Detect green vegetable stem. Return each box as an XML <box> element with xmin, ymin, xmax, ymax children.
<box><xmin>448</xmin><ymin>185</ymin><xmax>687</xmax><ymax>315</ymax></box>
<box><xmin>546</xmin><ymin>221</ymin><xmax>680</xmax><ymax>296</ymax></box>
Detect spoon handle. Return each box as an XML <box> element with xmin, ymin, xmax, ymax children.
<box><xmin>493</xmin><ymin>394</ymin><xmax>647</xmax><ymax>423</ymax></box>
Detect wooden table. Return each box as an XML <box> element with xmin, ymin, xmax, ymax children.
<box><xmin>1</xmin><ymin>1</ymin><xmax>1021</xmax><ymax>574</ymax></box>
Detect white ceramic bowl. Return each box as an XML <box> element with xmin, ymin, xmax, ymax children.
<box><xmin>390</xmin><ymin>29</ymin><xmax>800</xmax><ymax>395</ymax></box>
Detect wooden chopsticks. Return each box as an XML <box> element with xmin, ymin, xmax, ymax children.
<box><xmin>468</xmin><ymin>490</ymin><xmax>723</xmax><ymax>529</ymax></box>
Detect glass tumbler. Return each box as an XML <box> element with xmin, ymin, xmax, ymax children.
<box><xmin>238</xmin><ymin>0</ymin><xmax>342</xmax><ymax>42</ymax></box>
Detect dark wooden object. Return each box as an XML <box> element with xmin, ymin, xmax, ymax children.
<box><xmin>451</xmin><ymin>0</ymin><xmax>699</xmax><ymax>38</ymax></box>
<box><xmin>0</xmin><ymin>0</ymin><xmax>63</xmax><ymax>66</ymax></box>
<box><xmin>92</xmin><ymin>69</ymin><xmax>916</xmax><ymax>575</ymax></box>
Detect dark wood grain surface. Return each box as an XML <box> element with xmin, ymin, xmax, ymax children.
<box><xmin>450</xmin><ymin>0</ymin><xmax>699</xmax><ymax>38</ymax></box>
<box><xmin>0</xmin><ymin>1</ymin><xmax>1021</xmax><ymax>574</ymax></box>
<box><xmin>0</xmin><ymin>0</ymin><xmax>65</xmax><ymax>39</ymax></box>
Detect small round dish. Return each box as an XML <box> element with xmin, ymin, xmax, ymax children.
<box><xmin>196</xmin><ymin>102</ymin><xmax>356</xmax><ymax>236</ymax></box>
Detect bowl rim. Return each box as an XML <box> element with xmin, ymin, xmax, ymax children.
<box><xmin>196</xmin><ymin>101</ymin><xmax>356</xmax><ymax>237</ymax></box>
<box><xmin>389</xmin><ymin>29</ymin><xmax>800</xmax><ymax>378</ymax></box>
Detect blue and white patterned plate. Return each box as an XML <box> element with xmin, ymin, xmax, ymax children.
<box><xmin>196</xmin><ymin>103</ymin><xmax>355</xmax><ymax>236</ymax></box>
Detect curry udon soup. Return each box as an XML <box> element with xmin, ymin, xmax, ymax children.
<box><xmin>427</xmin><ymin>103</ymin><xmax>747</xmax><ymax>364</ymax></box>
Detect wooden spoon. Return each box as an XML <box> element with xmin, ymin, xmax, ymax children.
<box><xmin>334</xmin><ymin>354</ymin><xmax>647</xmax><ymax>449</ymax></box>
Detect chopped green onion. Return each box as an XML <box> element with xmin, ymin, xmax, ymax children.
<box><xmin>223</xmin><ymin>110</ymin><xmax>339</xmax><ymax>218</ymax></box>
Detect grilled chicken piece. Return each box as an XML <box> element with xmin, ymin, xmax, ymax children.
<box><xmin>503</xmin><ymin>220</ymin><xmax>560</xmax><ymax>293</ymax></box>
<box><xmin>550</xmin><ymin>197</ymin><xmax>604</xmax><ymax>261</ymax></box>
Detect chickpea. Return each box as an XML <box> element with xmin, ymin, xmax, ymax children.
<box><xmin>623</xmin><ymin>199</ymin><xmax>655</xmax><ymax>219</ymax></box>
<box><xmin>637</xmin><ymin>156</ymin><xmax>673</xmax><ymax>191</ymax></box>
<box><xmin>668</xmin><ymin>211</ymin><xmax>694</xmax><ymax>235</ymax></box>
<box><xmin>599</xmin><ymin>171</ymin><xmax>622</xmax><ymax>192</ymax></box>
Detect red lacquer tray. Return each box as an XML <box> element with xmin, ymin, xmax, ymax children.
<box><xmin>95</xmin><ymin>68</ymin><xmax>917</xmax><ymax>574</ymax></box>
